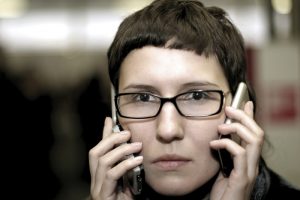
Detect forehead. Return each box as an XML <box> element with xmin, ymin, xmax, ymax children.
<box><xmin>119</xmin><ymin>46</ymin><xmax>229</xmax><ymax>94</ymax></box>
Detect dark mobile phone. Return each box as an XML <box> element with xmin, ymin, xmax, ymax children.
<box><xmin>217</xmin><ymin>82</ymin><xmax>250</xmax><ymax>177</ymax></box>
<box><xmin>111</xmin><ymin>85</ymin><xmax>143</xmax><ymax>195</ymax></box>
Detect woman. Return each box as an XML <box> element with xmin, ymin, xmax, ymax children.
<box><xmin>88</xmin><ymin>0</ymin><xmax>300</xmax><ymax>199</ymax></box>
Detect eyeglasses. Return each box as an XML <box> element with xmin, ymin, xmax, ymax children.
<box><xmin>115</xmin><ymin>90</ymin><xmax>226</xmax><ymax>119</ymax></box>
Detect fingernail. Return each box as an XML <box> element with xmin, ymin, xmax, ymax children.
<box><xmin>120</xmin><ymin>130</ymin><xmax>129</xmax><ymax>134</ymax></box>
<box><xmin>226</xmin><ymin>106</ymin><xmax>235</xmax><ymax>110</ymax></box>
<box><xmin>134</xmin><ymin>156</ymin><xmax>143</xmax><ymax>162</ymax></box>
<box><xmin>104</xmin><ymin>117</ymin><xmax>109</xmax><ymax>124</ymax></box>
<box><xmin>249</xmin><ymin>101</ymin><xmax>254</xmax><ymax>110</ymax></box>
<box><xmin>132</xmin><ymin>142</ymin><xmax>142</xmax><ymax>147</ymax></box>
<box><xmin>218</xmin><ymin>123</ymin><xmax>226</xmax><ymax>129</ymax></box>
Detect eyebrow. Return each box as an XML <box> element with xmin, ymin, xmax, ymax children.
<box><xmin>122</xmin><ymin>84</ymin><xmax>159</xmax><ymax>93</ymax></box>
<box><xmin>180</xmin><ymin>81</ymin><xmax>221</xmax><ymax>89</ymax></box>
<box><xmin>122</xmin><ymin>81</ymin><xmax>221</xmax><ymax>92</ymax></box>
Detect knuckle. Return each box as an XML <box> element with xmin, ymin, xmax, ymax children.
<box><xmin>237</xmin><ymin>148</ymin><xmax>246</xmax><ymax>157</ymax></box>
<box><xmin>258</xmin><ymin>137</ymin><xmax>264</xmax><ymax>147</ymax></box>
<box><xmin>98</xmin><ymin>157</ymin><xmax>108</xmax><ymax>166</ymax></box>
<box><xmin>119</xmin><ymin>143</ymin><xmax>133</xmax><ymax>155</ymax></box>
<box><xmin>255</xmin><ymin>130</ymin><xmax>265</xmax><ymax>145</ymax></box>
<box><xmin>106</xmin><ymin>170</ymin><xmax>118</xmax><ymax>180</ymax></box>
<box><xmin>252</xmin><ymin>136</ymin><xmax>262</xmax><ymax>146</ymax></box>
<box><xmin>89</xmin><ymin>148</ymin><xmax>98</xmax><ymax>159</ymax></box>
<box><xmin>90</xmin><ymin>192</ymin><xmax>100</xmax><ymax>200</ymax></box>
<box><xmin>123</xmin><ymin>157</ymin><xmax>134</xmax><ymax>168</ymax></box>
<box><xmin>258</xmin><ymin>129</ymin><xmax>265</xmax><ymax>137</ymax></box>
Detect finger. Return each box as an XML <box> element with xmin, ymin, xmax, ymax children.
<box><xmin>218</xmin><ymin>123</ymin><xmax>263</xmax><ymax>179</ymax></box>
<box><xmin>101</xmin><ymin>142</ymin><xmax>143</xmax><ymax>169</ymax></box>
<box><xmin>218</xmin><ymin>107</ymin><xmax>264</xmax><ymax>183</ymax></box>
<box><xmin>101</xmin><ymin>156</ymin><xmax>143</xmax><ymax>198</ymax></box>
<box><xmin>210</xmin><ymin>139</ymin><xmax>247</xmax><ymax>180</ymax></box>
<box><xmin>102</xmin><ymin>117</ymin><xmax>113</xmax><ymax>139</ymax></box>
<box><xmin>218</xmin><ymin>122</ymin><xmax>263</xmax><ymax>147</ymax></box>
<box><xmin>223</xmin><ymin>104</ymin><xmax>264</xmax><ymax>159</ymax></box>
<box><xmin>224</xmin><ymin>106</ymin><xmax>264</xmax><ymax>138</ymax></box>
<box><xmin>89</xmin><ymin>117</ymin><xmax>113</xmax><ymax>183</ymax></box>
<box><xmin>91</xmin><ymin>141</ymin><xmax>142</xmax><ymax>196</ymax></box>
<box><xmin>89</xmin><ymin>131</ymin><xmax>131</xmax><ymax>185</ymax></box>
<box><xmin>90</xmin><ymin>130</ymin><xmax>131</xmax><ymax>159</ymax></box>
<box><xmin>109</xmin><ymin>155</ymin><xmax>143</xmax><ymax>181</ymax></box>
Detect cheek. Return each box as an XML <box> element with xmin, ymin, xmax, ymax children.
<box><xmin>186</xmin><ymin>116</ymin><xmax>225</xmax><ymax>164</ymax></box>
<box><xmin>119</xmin><ymin>120</ymin><xmax>153</xmax><ymax>142</ymax></box>
<box><xmin>187</xmin><ymin>116</ymin><xmax>225</xmax><ymax>140</ymax></box>
<box><xmin>121</xmin><ymin>122</ymin><xmax>154</xmax><ymax>158</ymax></box>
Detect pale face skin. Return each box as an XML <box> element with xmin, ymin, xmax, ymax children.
<box><xmin>118</xmin><ymin>46</ymin><xmax>232</xmax><ymax>196</ymax></box>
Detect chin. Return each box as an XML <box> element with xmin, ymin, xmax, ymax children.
<box><xmin>154</xmin><ymin>186</ymin><xmax>194</xmax><ymax>196</ymax></box>
<box><xmin>146</xmin><ymin>175</ymin><xmax>202</xmax><ymax>196</ymax></box>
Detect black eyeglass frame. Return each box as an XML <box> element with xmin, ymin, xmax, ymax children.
<box><xmin>114</xmin><ymin>90</ymin><xmax>226</xmax><ymax>119</ymax></box>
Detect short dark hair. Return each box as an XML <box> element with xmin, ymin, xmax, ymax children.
<box><xmin>107</xmin><ymin>0</ymin><xmax>256</xmax><ymax>111</ymax></box>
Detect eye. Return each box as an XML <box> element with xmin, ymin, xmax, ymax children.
<box><xmin>137</xmin><ymin>93</ymin><xmax>151</xmax><ymax>102</ymax></box>
<box><xmin>178</xmin><ymin>91</ymin><xmax>217</xmax><ymax>102</ymax></box>
<box><xmin>181</xmin><ymin>91</ymin><xmax>208</xmax><ymax>100</ymax></box>
<box><xmin>130</xmin><ymin>93</ymin><xmax>158</xmax><ymax>103</ymax></box>
<box><xmin>191</xmin><ymin>91</ymin><xmax>206</xmax><ymax>100</ymax></box>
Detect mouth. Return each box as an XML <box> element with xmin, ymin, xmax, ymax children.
<box><xmin>152</xmin><ymin>154</ymin><xmax>191</xmax><ymax>170</ymax></box>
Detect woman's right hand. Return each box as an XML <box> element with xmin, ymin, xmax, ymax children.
<box><xmin>88</xmin><ymin>117</ymin><xmax>143</xmax><ymax>200</ymax></box>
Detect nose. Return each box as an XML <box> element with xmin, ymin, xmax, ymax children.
<box><xmin>156</xmin><ymin>102</ymin><xmax>184</xmax><ymax>143</ymax></box>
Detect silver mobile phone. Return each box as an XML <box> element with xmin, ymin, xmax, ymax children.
<box><xmin>110</xmin><ymin>85</ymin><xmax>143</xmax><ymax>195</ymax></box>
<box><xmin>217</xmin><ymin>82</ymin><xmax>250</xmax><ymax>177</ymax></box>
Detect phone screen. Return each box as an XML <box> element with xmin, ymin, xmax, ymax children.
<box><xmin>217</xmin><ymin>82</ymin><xmax>250</xmax><ymax>177</ymax></box>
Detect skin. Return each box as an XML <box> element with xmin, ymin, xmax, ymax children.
<box><xmin>89</xmin><ymin>46</ymin><xmax>264</xmax><ymax>200</ymax></box>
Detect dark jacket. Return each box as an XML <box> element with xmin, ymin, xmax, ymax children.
<box><xmin>251</xmin><ymin>158</ymin><xmax>300</xmax><ymax>200</ymax></box>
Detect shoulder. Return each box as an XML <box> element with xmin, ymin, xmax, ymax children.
<box><xmin>265</xmin><ymin>168</ymin><xmax>300</xmax><ymax>199</ymax></box>
<box><xmin>251</xmin><ymin>158</ymin><xmax>300</xmax><ymax>200</ymax></box>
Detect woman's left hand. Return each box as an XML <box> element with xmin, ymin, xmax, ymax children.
<box><xmin>209</xmin><ymin>101</ymin><xmax>264</xmax><ymax>200</ymax></box>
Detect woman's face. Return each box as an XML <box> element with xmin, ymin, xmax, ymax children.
<box><xmin>118</xmin><ymin>46</ymin><xmax>231</xmax><ymax>196</ymax></box>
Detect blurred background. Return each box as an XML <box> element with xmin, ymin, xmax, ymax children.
<box><xmin>0</xmin><ymin>0</ymin><xmax>299</xmax><ymax>199</ymax></box>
